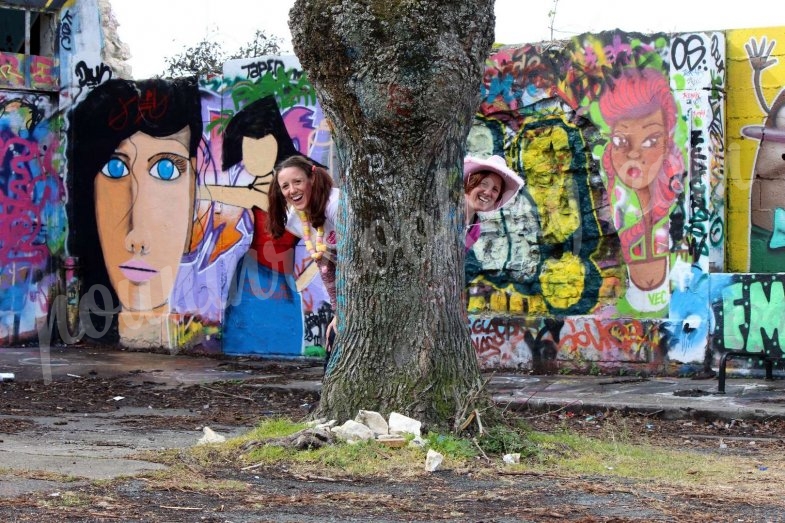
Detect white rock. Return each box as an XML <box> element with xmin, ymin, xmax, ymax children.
<box><xmin>305</xmin><ymin>418</ymin><xmax>327</xmax><ymax>428</ymax></box>
<box><xmin>503</xmin><ymin>453</ymin><xmax>521</xmax><ymax>464</ymax></box>
<box><xmin>331</xmin><ymin>420</ymin><xmax>375</xmax><ymax>443</ymax></box>
<box><xmin>315</xmin><ymin>419</ymin><xmax>338</xmax><ymax>430</ymax></box>
<box><xmin>388</xmin><ymin>412</ymin><xmax>422</xmax><ymax>437</ymax></box>
<box><xmin>355</xmin><ymin>410</ymin><xmax>389</xmax><ymax>436</ymax></box>
<box><xmin>425</xmin><ymin>449</ymin><xmax>443</xmax><ymax>472</ymax></box>
<box><xmin>197</xmin><ymin>426</ymin><xmax>226</xmax><ymax>445</ymax></box>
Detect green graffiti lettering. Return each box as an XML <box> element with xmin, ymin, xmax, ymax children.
<box><xmin>647</xmin><ymin>290</ymin><xmax>667</xmax><ymax>307</ymax></box>
<box><xmin>747</xmin><ymin>281</ymin><xmax>785</xmax><ymax>354</ymax></box>
<box><xmin>722</xmin><ymin>282</ymin><xmax>745</xmax><ymax>351</ymax></box>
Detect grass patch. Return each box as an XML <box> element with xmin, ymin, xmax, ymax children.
<box><xmin>243</xmin><ymin>418</ymin><xmax>309</xmax><ymax>440</ymax></box>
<box><xmin>138</xmin><ymin>466</ymin><xmax>251</xmax><ymax>494</ymax></box>
<box><xmin>525</xmin><ymin>430</ymin><xmax>750</xmax><ymax>484</ymax></box>
<box><xmin>0</xmin><ymin>469</ymin><xmax>80</xmax><ymax>483</ymax></box>
<box><xmin>135</xmin><ymin>416</ymin><xmax>758</xmax><ymax>488</ymax></box>
<box><xmin>237</xmin><ymin>420</ymin><xmax>483</xmax><ymax>476</ymax></box>
<box><xmin>41</xmin><ymin>491</ymin><xmax>89</xmax><ymax>508</ymax></box>
<box><xmin>425</xmin><ymin>432</ymin><xmax>477</xmax><ymax>459</ymax></box>
<box><xmin>243</xmin><ymin>436</ymin><xmax>443</xmax><ymax>477</ymax></box>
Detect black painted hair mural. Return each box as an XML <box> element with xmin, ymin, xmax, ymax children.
<box><xmin>68</xmin><ymin>77</ymin><xmax>203</xmax><ymax>340</ymax></box>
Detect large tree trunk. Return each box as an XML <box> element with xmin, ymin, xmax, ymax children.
<box><xmin>290</xmin><ymin>0</ymin><xmax>495</xmax><ymax>430</ymax></box>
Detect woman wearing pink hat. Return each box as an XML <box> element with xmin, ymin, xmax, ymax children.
<box><xmin>463</xmin><ymin>155</ymin><xmax>524</xmax><ymax>251</ymax></box>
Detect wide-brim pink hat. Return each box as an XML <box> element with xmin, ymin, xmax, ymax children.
<box><xmin>463</xmin><ymin>154</ymin><xmax>524</xmax><ymax>210</ymax></box>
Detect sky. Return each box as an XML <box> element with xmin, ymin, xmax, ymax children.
<box><xmin>111</xmin><ymin>0</ymin><xmax>783</xmax><ymax>79</ymax></box>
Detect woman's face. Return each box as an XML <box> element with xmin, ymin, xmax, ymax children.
<box><xmin>94</xmin><ymin>128</ymin><xmax>195</xmax><ymax>312</ymax></box>
<box><xmin>610</xmin><ymin>109</ymin><xmax>666</xmax><ymax>191</ymax></box>
<box><xmin>277</xmin><ymin>166</ymin><xmax>312</xmax><ymax>212</ymax></box>
<box><xmin>466</xmin><ymin>172</ymin><xmax>503</xmax><ymax>213</ymax></box>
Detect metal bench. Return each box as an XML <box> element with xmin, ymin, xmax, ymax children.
<box><xmin>717</xmin><ymin>350</ymin><xmax>778</xmax><ymax>393</ymax></box>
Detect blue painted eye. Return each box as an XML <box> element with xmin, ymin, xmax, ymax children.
<box><xmin>100</xmin><ymin>158</ymin><xmax>129</xmax><ymax>178</ymax></box>
<box><xmin>149</xmin><ymin>158</ymin><xmax>180</xmax><ymax>180</ymax></box>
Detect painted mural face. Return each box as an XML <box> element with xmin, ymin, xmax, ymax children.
<box><xmin>242</xmin><ymin>134</ymin><xmax>277</xmax><ymax>178</ymax></box>
<box><xmin>94</xmin><ymin>128</ymin><xmax>195</xmax><ymax>312</ymax></box>
<box><xmin>466</xmin><ymin>173</ymin><xmax>503</xmax><ymax>213</ymax></box>
<box><xmin>277</xmin><ymin>166</ymin><xmax>313</xmax><ymax>212</ymax></box>
<box><xmin>610</xmin><ymin>109</ymin><xmax>666</xmax><ymax>195</ymax></box>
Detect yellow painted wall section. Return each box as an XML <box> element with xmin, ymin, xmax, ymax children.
<box><xmin>726</xmin><ymin>27</ymin><xmax>785</xmax><ymax>271</ymax></box>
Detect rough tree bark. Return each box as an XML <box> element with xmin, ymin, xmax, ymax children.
<box><xmin>290</xmin><ymin>0</ymin><xmax>495</xmax><ymax>430</ymax></box>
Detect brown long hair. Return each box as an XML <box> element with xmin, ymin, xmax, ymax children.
<box><xmin>267</xmin><ymin>155</ymin><xmax>334</xmax><ymax>238</ymax></box>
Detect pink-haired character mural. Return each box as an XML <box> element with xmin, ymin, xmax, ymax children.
<box><xmin>597</xmin><ymin>68</ymin><xmax>685</xmax><ymax>313</ymax></box>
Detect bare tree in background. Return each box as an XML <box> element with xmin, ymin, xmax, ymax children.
<box><xmin>290</xmin><ymin>0</ymin><xmax>495</xmax><ymax>430</ymax></box>
<box><xmin>161</xmin><ymin>30</ymin><xmax>284</xmax><ymax>78</ymax></box>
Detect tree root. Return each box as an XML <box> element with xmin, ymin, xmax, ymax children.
<box><xmin>243</xmin><ymin>427</ymin><xmax>335</xmax><ymax>453</ymax></box>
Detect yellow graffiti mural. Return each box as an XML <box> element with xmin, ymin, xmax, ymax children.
<box><xmin>539</xmin><ymin>252</ymin><xmax>585</xmax><ymax>310</ymax></box>
<box><xmin>467</xmin><ymin>277</ymin><xmax>548</xmax><ymax>315</ymax></box>
<box><xmin>517</xmin><ymin>122</ymin><xmax>580</xmax><ymax>244</ymax></box>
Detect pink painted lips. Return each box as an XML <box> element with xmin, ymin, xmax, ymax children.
<box><xmin>626</xmin><ymin>166</ymin><xmax>642</xmax><ymax>178</ymax></box>
<box><xmin>119</xmin><ymin>258</ymin><xmax>158</xmax><ymax>283</ymax></box>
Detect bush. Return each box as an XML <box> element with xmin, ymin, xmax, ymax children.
<box><xmin>477</xmin><ymin>424</ymin><xmax>538</xmax><ymax>457</ymax></box>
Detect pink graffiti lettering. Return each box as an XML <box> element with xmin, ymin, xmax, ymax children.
<box><xmin>29</xmin><ymin>57</ymin><xmax>56</xmax><ymax>89</ymax></box>
<box><xmin>0</xmin><ymin>136</ymin><xmax>50</xmax><ymax>267</ymax></box>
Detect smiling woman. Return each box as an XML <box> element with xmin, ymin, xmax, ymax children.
<box><xmin>68</xmin><ymin>77</ymin><xmax>202</xmax><ymax>341</ymax></box>
<box><xmin>463</xmin><ymin>155</ymin><xmax>523</xmax><ymax>252</ymax></box>
<box><xmin>267</xmin><ymin>154</ymin><xmax>339</xmax><ymax>367</ymax></box>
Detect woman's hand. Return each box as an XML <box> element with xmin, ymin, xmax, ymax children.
<box><xmin>325</xmin><ymin>317</ymin><xmax>337</xmax><ymax>353</ymax></box>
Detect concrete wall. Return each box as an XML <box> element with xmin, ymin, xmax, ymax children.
<box><xmin>0</xmin><ymin>0</ymin><xmax>68</xmax><ymax>344</ymax></box>
<box><xmin>466</xmin><ymin>31</ymin><xmax>724</xmax><ymax>374</ymax></box>
<box><xmin>63</xmin><ymin>56</ymin><xmax>335</xmax><ymax>355</ymax></box>
<box><xmin>7</xmin><ymin>0</ymin><xmax>785</xmax><ymax>376</ymax></box>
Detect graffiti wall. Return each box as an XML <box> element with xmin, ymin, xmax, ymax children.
<box><xmin>727</xmin><ymin>27</ymin><xmax>785</xmax><ymax>273</ymax></box>
<box><xmin>467</xmin><ymin>30</ymin><xmax>725</xmax><ymax>373</ymax></box>
<box><xmin>64</xmin><ymin>53</ymin><xmax>336</xmax><ymax>356</ymax></box>
<box><xmin>11</xmin><ymin>0</ymin><xmax>785</xmax><ymax>375</ymax></box>
<box><xmin>184</xmin><ymin>55</ymin><xmax>335</xmax><ymax>356</ymax></box>
<box><xmin>711</xmin><ymin>273</ymin><xmax>785</xmax><ymax>357</ymax></box>
<box><xmin>0</xmin><ymin>53</ymin><xmax>57</xmax><ymax>90</ymax></box>
<box><xmin>0</xmin><ymin>91</ymin><xmax>64</xmax><ymax>343</ymax></box>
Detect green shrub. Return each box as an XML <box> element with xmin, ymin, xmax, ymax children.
<box><xmin>477</xmin><ymin>424</ymin><xmax>538</xmax><ymax>457</ymax></box>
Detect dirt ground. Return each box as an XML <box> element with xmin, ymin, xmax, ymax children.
<box><xmin>2</xmin><ymin>363</ymin><xmax>785</xmax><ymax>522</ymax></box>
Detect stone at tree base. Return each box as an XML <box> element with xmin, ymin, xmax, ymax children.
<box><xmin>389</xmin><ymin>412</ymin><xmax>422</xmax><ymax>437</ymax></box>
<box><xmin>332</xmin><ymin>420</ymin><xmax>376</xmax><ymax>443</ymax></box>
<box><xmin>503</xmin><ymin>453</ymin><xmax>521</xmax><ymax>464</ymax></box>
<box><xmin>355</xmin><ymin>410</ymin><xmax>389</xmax><ymax>436</ymax></box>
<box><xmin>425</xmin><ymin>449</ymin><xmax>444</xmax><ymax>472</ymax></box>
